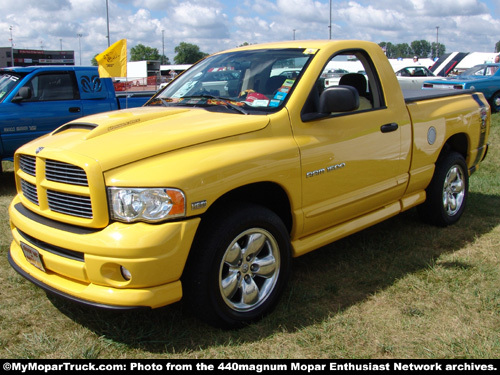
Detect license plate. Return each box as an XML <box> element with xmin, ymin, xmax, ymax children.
<box><xmin>21</xmin><ymin>242</ymin><xmax>46</xmax><ymax>272</ymax></box>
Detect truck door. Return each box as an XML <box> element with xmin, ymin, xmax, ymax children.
<box><xmin>293</xmin><ymin>49</ymin><xmax>411</xmax><ymax>238</ymax></box>
<box><xmin>2</xmin><ymin>71</ymin><xmax>82</xmax><ymax>156</ymax></box>
<box><xmin>74</xmin><ymin>70</ymin><xmax>115</xmax><ymax>116</ymax></box>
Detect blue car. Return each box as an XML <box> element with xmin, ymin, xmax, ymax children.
<box><xmin>423</xmin><ymin>63</ymin><xmax>500</xmax><ymax>112</ymax></box>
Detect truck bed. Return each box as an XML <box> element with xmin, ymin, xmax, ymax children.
<box><xmin>403</xmin><ymin>88</ymin><xmax>475</xmax><ymax>103</ymax></box>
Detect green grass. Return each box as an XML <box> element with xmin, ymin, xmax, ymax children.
<box><xmin>0</xmin><ymin>115</ymin><xmax>499</xmax><ymax>359</ymax></box>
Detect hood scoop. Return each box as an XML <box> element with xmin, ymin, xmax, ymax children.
<box><xmin>52</xmin><ymin>123</ymin><xmax>98</xmax><ymax>135</ymax></box>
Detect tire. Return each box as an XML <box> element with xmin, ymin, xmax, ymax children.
<box><xmin>418</xmin><ymin>151</ymin><xmax>469</xmax><ymax>227</ymax></box>
<box><xmin>183</xmin><ymin>203</ymin><xmax>291</xmax><ymax>329</ymax></box>
<box><xmin>489</xmin><ymin>91</ymin><xmax>500</xmax><ymax>113</ymax></box>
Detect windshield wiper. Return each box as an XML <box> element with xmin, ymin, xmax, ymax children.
<box><xmin>182</xmin><ymin>95</ymin><xmax>249</xmax><ymax>115</ymax></box>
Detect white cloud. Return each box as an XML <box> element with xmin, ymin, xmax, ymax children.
<box><xmin>2</xmin><ymin>0</ymin><xmax>500</xmax><ymax>66</ymax></box>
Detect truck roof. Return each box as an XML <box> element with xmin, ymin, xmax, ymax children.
<box><xmin>0</xmin><ymin>66</ymin><xmax>97</xmax><ymax>74</ymax></box>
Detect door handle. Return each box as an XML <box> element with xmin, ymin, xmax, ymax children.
<box><xmin>380</xmin><ymin>123</ymin><xmax>398</xmax><ymax>133</ymax></box>
<box><xmin>69</xmin><ymin>107</ymin><xmax>81</xmax><ymax>113</ymax></box>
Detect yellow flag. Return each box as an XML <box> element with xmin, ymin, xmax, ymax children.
<box><xmin>96</xmin><ymin>39</ymin><xmax>127</xmax><ymax>78</ymax></box>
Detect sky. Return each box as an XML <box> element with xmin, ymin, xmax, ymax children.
<box><xmin>2</xmin><ymin>0</ymin><xmax>500</xmax><ymax>66</ymax></box>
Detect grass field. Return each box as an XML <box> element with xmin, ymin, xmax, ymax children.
<box><xmin>0</xmin><ymin>115</ymin><xmax>498</xmax><ymax>359</ymax></box>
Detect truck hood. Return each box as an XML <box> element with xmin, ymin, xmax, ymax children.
<box><xmin>27</xmin><ymin>106</ymin><xmax>270</xmax><ymax>171</ymax></box>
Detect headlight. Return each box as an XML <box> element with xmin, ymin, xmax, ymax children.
<box><xmin>108</xmin><ymin>187</ymin><xmax>185</xmax><ymax>223</ymax></box>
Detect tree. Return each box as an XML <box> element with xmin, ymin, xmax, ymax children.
<box><xmin>431</xmin><ymin>42</ymin><xmax>446</xmax><ymax>59</ymax></box>
<box><xmin>160</xmin><ymin>55</ymin><xmax>171</xmax><ymax>64</ymax></box>
<box><xmin>394</xmin><ymin>43</ymin><xmax>412</xmax><ymax>58</ymax></box>
<box><xmin>379</xmin><ymin>42</ymin><xmax>412</xmax><ymax>58</ymax></box>
<box><xmin>380</xmin><ymin>39</ymin><xmax>445</xmax><ymax>59</ymax></box>
<box><xmin>174</xmin><ymin>42</ymin><xmax>208</xmax><ymax>64</ymax></box>
<box><xmin>130</xmin><ymin>44</ymin><xmax>161</xmax><ymax>61</ymax></box>
<box><xmin>411</xmin><ymin>40</ymin><xmax>432</xmax><ymax>58</ymax></box>
<box><xmin>496</xmin><ymin>41</ymin><xmax>500</xmax><ymax>53</ymax></box>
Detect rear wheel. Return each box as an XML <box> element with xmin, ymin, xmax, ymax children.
<box><xmin>183</xmin><ymin>203</ymin><xmax>291</xmax><ymax>329</ymax></box>
<box><xmin>418</xmin><ymin>151</ymin><xmax>469</xmax><ymax>226</ymax></box>
<box><xmin>489</xmin><ymin>91</ymin><xmax>500</xmax><ymax>113</ymax></box>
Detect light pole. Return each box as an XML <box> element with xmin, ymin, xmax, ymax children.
<box><xmin>162</xmin><ymin>29</ymin><xmax>165</xmax><ymax>64</ymax></box>
<box><xmin>329</xmin><ymin>0</ymin><xmax>332</xmax><ymax>39</ymax></box>
<box><xmin>106</xmin><ymin>0</ymin><xmax>110</xmax><ymax>46</ymax></box>
<box><xmin>77</xmin><ymin>34</ymin><xmax>83</xmax><ymax>65</ymax></box>
<box><xmin>435</xmin><ymin>26</ymin><xmax>439</xmax><ymax>59</ymax></box>
<box><xmin>9</xmin><ymin>26</ymin><xmax>14</xmax><ymax>67</ymax></box>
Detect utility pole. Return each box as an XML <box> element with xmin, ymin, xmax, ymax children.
<box><xmin>9</xmin><ymin>26</ymin><xmax>14</xmax><ymax>67</ymax></box>
<box><xmin>162</xmin><ymin>29</ymin><xmax>165</xmax><ymax>64</ymax></box>
<box><xmin>77</xmin><ymin>34</ymin><xmax>83</xmax><ymax>65</ymax></box>
<box><xmin>329</xmin><ymin>0</ymin><xmax>332</xmax><ymax>39</ymax></box>
<box><xmin>106</xmin><ymin>0</ymin><xmax>110</xmax><ymax>46</ymax></box>
<box><xmin>435</xmin><ymin>26</ymin><xmax>439</xmax><ymax>59</ymax></box>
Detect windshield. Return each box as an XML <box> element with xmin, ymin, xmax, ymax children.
<box><xmin>0</xmin><ymin>73</ymin><xmax>22</xmax><ymax>102</ymax></box>
<box><xmin>462</xmin><ymin>64</ymin><xmax>499</xmax><ymax>77</ymax></box>
<box><xmin>148</xmin><ymin>48</ymin><xmax>315</xmax><ymax>114</ymax></box>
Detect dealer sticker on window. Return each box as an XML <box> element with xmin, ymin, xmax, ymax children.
<box><xmin>21</xmin><ymin>242</ymin><xmax>46</xmax><ymax>272</ymax></box>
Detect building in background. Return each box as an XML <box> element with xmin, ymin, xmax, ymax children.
<box><xmin>0</xmin><ymin>48</ymin><xmax>74</xmax><ymax>68</ymax></box>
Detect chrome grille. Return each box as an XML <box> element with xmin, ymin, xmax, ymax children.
<box><xmin>19</xmin><ymin>155</ymin><xmax>36</xmax><ymax>176</ymax></box>
<box><xmin>17</xmin><ymin>154</ymin><xmax>97</xmax><ymax>222</ymax></box>
<box><xmin>46</xmin><ymin>160</ymin><xmax>88</xmax><ymax>186</ymax></box>
<box><xmin>20</xmin><ymin>179</ymin><xmax>39</xmax><ymax>205</ymax></box>
<box><xmin>47</xmin><ymin>190</ymin><xmax>93</xmax><ymax>218</ymax></box>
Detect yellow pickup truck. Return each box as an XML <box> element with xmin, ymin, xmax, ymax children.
<box><xmin>8</xmin><ymin>40</ymin><xmax>490</xmax><ymax>329</ymax></box>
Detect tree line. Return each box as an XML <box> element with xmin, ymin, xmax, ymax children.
<box><xmin>379</xmin><ymin>40</ymin><xmax>446</xmax><ymax>59</ymax></box>
<box><xmin>93</xmin><ymin>39</ymin><xmax>465</xmax><ymax>66</ymax></box>
<box><xmin>92</xmin><ymin>42</ymin><xmax>208</xmax><ymax>65</ymax></box>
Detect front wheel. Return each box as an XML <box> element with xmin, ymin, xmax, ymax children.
<box><xmin>418</xmin><ymin>151</ymin><xmax>469</xmax><ymax>227</ymax></box>
<box><xmin>183</xmin><ymin>203</ymin><xmax>291</xmax><ymax>329</ymax></box>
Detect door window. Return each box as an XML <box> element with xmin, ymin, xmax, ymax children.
<box><xmin>23</xmin><ymin>72</ymin><xmax>79</xmax><ymax>101</ymax></box>
<box><xmin>302</xmin><ymin>50</ymin><xmax>384</xmax><ymax>120</ymax></box>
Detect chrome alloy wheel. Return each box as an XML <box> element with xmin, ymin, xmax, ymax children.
<box><xmin>442</xmin><ymin>164</ymin><xmax>466</xmax><ymax>217</ymax></box>
<box><xmin>219</xmin><ymin>228</ymin><xmax>280</xmax><ymax>312</ymax></box>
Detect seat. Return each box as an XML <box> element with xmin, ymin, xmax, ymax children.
<box><xmin>338</xmin><ymin>73</ymin><xmax>372</xmax><ymax>110</ymax></box>
<box><xmin>339</xmin><ymin>73</ymin><xmax>367</xmax><ymax>96</ymax></box>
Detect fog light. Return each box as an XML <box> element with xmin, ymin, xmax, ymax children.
<box><xmin>120</xmin><ymin>266</ymin><xmax>132</xmax><ymax>281</ymax></box>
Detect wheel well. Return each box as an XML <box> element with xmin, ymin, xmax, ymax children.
<box><xmin>203</xmin><ymin>182</ymin><xmax>293</xmax><ymax>233</ymax></box>
<box><xmin>440</xmin><ymin>133</ymin><xmax>468</xmax><ymax>161</ymax></box>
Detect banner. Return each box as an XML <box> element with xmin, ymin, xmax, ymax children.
<box><xmin>96</xmin><ymin>39</ymin><xmax>127</xmax><ymax>78</ymax></box>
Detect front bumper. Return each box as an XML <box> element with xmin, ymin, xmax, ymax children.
<box><xmin>9</xmin><ymin>196</ymin><xmax>200</xmax><ymax>309</ymax></box>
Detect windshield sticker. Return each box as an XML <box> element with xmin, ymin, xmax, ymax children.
<box><xmin>243</xmin><ymin>91</ymin><xmax>270</xmax><ymax>107</ymax></box>
<box><xmin>269</xmin><ymin>100</ymin><xmax>281</xmax><ymax>107</ymax></box>
<box><xmin>283</xmin><ymin>79</ymin><xmax>295</xmax><ymax>87</ymax></box>
<box><xmin>274</xmin><ymin>91</ymin><xmax>287</xmax><ymax>101</ymax></box>
<box><xmin>247</xmin><ymin>99</ymin><xmax>270</xmax><ymax>107</ymax></box>
<box><xmin>303</xmin><ymin>48</ymin><xmax>318</xmax><ymax>55</ymax></box>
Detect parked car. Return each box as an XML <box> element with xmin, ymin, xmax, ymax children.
<box><xmin>394</xmin><ymin>65</ymin><xmax>435</xmax><ymax>90</ymax></box>
<box><xmin>423</xmin><ymin>63</ymin><xmax>500</xmax><ymax>111</ymax></box>
<box><xmin>0</xmin><ymin>66</ymin><xmax>154</xmax><ymax>166</ymax></box>
<box><xmin>323</xmin><ymin>69</ymin><xmax>349</xmax><ymax>87</ymax></box>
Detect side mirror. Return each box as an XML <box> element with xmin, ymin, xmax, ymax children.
<box><xmin>319</xmin><ymin>86</ymin><xmax>359</xmax><ymax>114</ymax></box>
<box><xmin>11</xmin><ymin>86</ymin><xmax>32</xmax><ymax>103</ymax></box>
